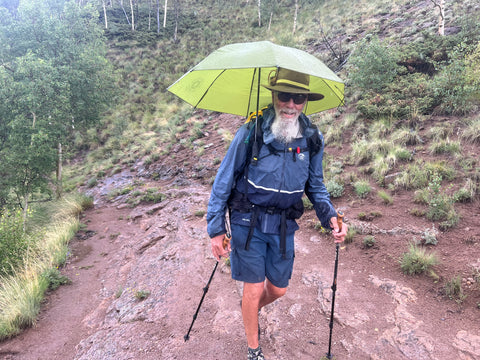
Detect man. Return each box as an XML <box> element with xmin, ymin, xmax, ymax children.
<box><xmin>207</xmin><ymin>67</ymin><xmax>347</xmax><ymax>360</ymax></box>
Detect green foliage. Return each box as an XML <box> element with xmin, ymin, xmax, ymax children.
<box><xmin>425</xmin><ymin>174</ymin><xmax>456</xmax><ymax>223</ymax></box>
<box><xmin>326</xmin><ymin>179</ymin><xmax>344</xmax><ymax>198</ymax></box>
<box><xmin>400</xmin><ymin>243</ymin><xmax>439</xmax><ymax>276</ymax></box>
<box><xmin>453</xmin><ymin>178</ymin><xmax>477</xmax><ymax>203</ymax></box>
<box><xmin>0</xmin><ymin>0</ymin><xmax>116</xmax><ymax>205</ymax></box>
<box><xmin>134</xmin><ymin>289</ymin><xmax>150</xmax><ymax>301</ymax></box>
<box><xmin>0</xmin><ymin>209</ymin><xmax>30</xmax><ymax>276</ymax></box>
<box><xmin>461</xmin><ymin>115</ymin><xmax>480</xmax><ymax>144</ymax></box>
<box><xmin>444</xmin><ymin>275</ymin><xmax>467</xmax><ymax>303</ymax></box>
<box><xmin>394</xmin><ymin>160</ymin><xmax>455</xmax><ymax>190</ymax></box>
<box><xmin>348</xmin><ymin>36</ymin><xmax>399</xmax><ymax>93</ymax></box>
<box><xmin>430</xmin><ymin>43</ymin><xmax>480</xmax><ymax>115</ymax></box>
<box><xmin>302</xmin><ymin>197</ymin><xmax>313</xmax><ymax>210</ymax></box>
<box><xmin>421</xmin><ymin>226</ymin><xmax>438</xmax><ymax>246</ymax></box>
<box><xmin>357</xmin><ymin>73</ymin><xmax>435</xmax><ymax>120</ymax></box>
<box><xmin>41</xmin><ymin>267</ymin><xmax>71</xmax><ymax>291</ymax></box>
<box><xmin>464</xmin><ymin>41</ymin><xmax>480</xmax><ymax>101</ymax></box>
<box><xmin>362</xmin><ymin>235</ymin><xmax>376</xmax><ymax>248</ymax></box>
<box><xmin>353</xmin><ymin>179</ymin><xmax>371</xmax><ymax>199</ymax></box>
<box><xmin>344</xmin><ymin>226</ymin><xmax>356</xmax><ymax>244</ymax></box>
<box><xmin>377</xmin><ymin>190</ymin><xmax>393</xmax><ymax>205</ymax></box>
<box><xmin>429</xmin><ymin>138</ymin><xmax>461</xmax><ymax>155</ymax></box>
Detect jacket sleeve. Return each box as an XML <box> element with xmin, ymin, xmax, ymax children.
<box><xmin>207</xmin><ymin>125</ymin><xmax>249</xmax><ymax>238</ymax></box>
<box><xmin>305</xmin><ymin>131</ymin><xmax>337</xmax><ymax>230</ymax></box>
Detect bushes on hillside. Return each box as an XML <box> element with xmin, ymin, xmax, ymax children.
<box><xmin>0</xmin><ymin>210</ymin><xmax>30</xmax><ymax>277</ymax></box>
<box><xmin>349</xmin><ymin>36</ymin><xmax>480</xmax><ymax>120</ymax></box>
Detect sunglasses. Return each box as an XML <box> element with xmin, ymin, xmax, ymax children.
<box><xmin>276</xmin><ymin>92</ymin><xmax>308</xmax><ymax>105</ymax></box>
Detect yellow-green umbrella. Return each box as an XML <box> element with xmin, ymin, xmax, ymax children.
<box><xmin>167</xmin><ymin>40</ymin><xmax>344</xmax><ymax>117</ymax></box>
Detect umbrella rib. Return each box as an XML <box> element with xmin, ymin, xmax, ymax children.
<box><xmin>320</xmin><ymin>79</ymin><xmax>345</xmax><ymax>108</ymax></box>
<box><xmin>193</xmin><ymin>69</ymin><xmax>227</xmax><ymax>109</ymax></box>
<box><xmin>246</xmin><ymin>68</ymin><xmax>257</xmax><ymax>118</ymax></box>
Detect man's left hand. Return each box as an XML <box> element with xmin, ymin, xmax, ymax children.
<box><xmin>330</xmin><ymin>217</ymin><xmax>347</xmax><ymax>243</ymax></box>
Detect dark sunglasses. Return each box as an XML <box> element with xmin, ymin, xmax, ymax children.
<box><xmin>276</xmin><ymin>92</ymin><xmax>308</xmax><ymax>105</ymax></box>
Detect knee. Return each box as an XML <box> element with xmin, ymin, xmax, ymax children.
<box><xmin>267</xmin><ymin>283</ymin><xmax>287</xmax><ymax>300</ymax></box>
<box><xmin>243</xmin><ymin>282</ymin><xmax>265</xmax><ymax>303</ymax></box>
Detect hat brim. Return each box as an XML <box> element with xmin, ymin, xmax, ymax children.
<box><xmin>262</xmin><ymin>84</ymin><xmax>324</xmax><ymax>101</ymax></box>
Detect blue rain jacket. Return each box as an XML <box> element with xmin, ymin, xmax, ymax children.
<box><xmin>207</xmin><ymin>105</ymin><xmax>337</xmax><ymax>238</ymax></box>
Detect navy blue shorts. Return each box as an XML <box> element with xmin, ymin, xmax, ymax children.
<box><xmin>229</xmin><ymin>223</ymin><xmax>295</xmax><ymax>288</ymax></box>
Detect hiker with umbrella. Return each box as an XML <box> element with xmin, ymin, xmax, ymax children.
<box><xmin>169</xmin><ymin>41</ymin><xmax>347</xmax><ymax>360</ymax></box>
<box><xmin>208</xmin><ymin>68</ymin><xmax>347</xmax><ymax>359</ymax></box>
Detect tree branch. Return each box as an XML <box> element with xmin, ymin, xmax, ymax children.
<box><xmin>0</xmin><ymin>61</ymin><xmax>15</xmax><ymax>73</ymax></box>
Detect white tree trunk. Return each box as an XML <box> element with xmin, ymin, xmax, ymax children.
<box><xmin>56</xmin><ymin>142</ymin><xmax>63</xmax><ymax>199</ymax></box>
<box><xmin>119</xmin><ymin>0</ymin><xmax>130</xmax><ymax>25</ymax></box>
<box><xmin>130</xmin><ymin>0</ymin><xmax>135</xmax><ymax>31</ymax></box>
<box><xmin>438</xmin><ymin>0</ymin><xmax>445</xmax><ymax>36</ymax></box>
<box><xmin>430</xmin><ymin>0</ymin><xmax>445</xmax><ymax>36</ymax></box>
<box><xmin>148</xmin><ymin>0</ymin><xmax>152</xmax><ymax>31</ymax></box>
<box><xmin>257</xmin><ymin>0</ymin><xmax>261</xmax><ymax>27</ymax></box>
<box><xmin>163</xmin><ymin>0</ymin><xmax>168</xmax><ymax>28</ymax></box>
<box><xmin>293</xmin><ymin>0</ymin><xmax>298</xmax><ymax>34</ymax></box>
<box><xmin>102</xmin><ymin>0</ymin><xmax>108</xmax><ymax>29</ymax></box>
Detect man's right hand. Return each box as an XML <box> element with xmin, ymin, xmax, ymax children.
<box><xmin>211</xmin><ymin>234</ymin><xmax>231</xmax><ymax>261</ymax></box>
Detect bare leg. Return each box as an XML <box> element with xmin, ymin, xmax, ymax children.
<box><xmin>242</xmin><ymin>280</ymin><xmax>287</xmax><ymax>349</ymax></box>
<box><xmin>259</xmin><ymin>279</ymin><xmax>287</xmax><ymax>309</ymax></box>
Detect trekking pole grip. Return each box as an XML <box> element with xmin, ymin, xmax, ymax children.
<box><xmin>337</xmin><ymin>210</ymin><xmax>344</xmax><ymax>232</ymax></box>
<box><xmin>223</xmin><ymin>233</ymin><xmax>231</xmax><ymax>249</ymax></box>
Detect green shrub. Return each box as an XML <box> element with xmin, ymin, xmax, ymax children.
<box><xmin>302</xmin><ymin>197</ymin><xmax>314</xmax><ymax>210</ymax></box>
<box><xmin>135</xmin><ymin>289</ymin><xmax>150</xmax><ymax>300</ymax></box>
<box><xmin>453</xmin><ymin>179</ymin><xmax>476</xmax><ymax>203</ymax></box>
<box><xmin>461</xmin><ymin>116</ymin><xmax>480</xmax><ymax>144</ymax></box>
<box><xmin>86</xmin><ymin>177</ymin><xmax>98</xmax><ymax>188</ymax></box>
<box><xmin>391</xmin><ymin>127</ymin><xmax>423</xmax><ymax>146</ymax></box>
<box><xmin>344</xmin><ymin>226</ymin><xmax>357</xmax><ymax>244</ymax></box>
<box><xmin>0</xmin><ymin>209</ymin><xmax>30</xmax><ymax>277</ymax></box>
<box><xmin>363</xmin><ymin>235</ymin><xmax>376</xmax><ymax>248</ymax></box>
<box><xmin>353</xmin><ymin>180</ymin><xmax>371</xmax><ymax>198</ymax></box>
<box><xmin>349</xmin><ymin>36</ymin><xmax>399</xmax><ymax>93</ymax></box>
<box><xmin>377</xmin><ymin>190</ymin><xmax>393</xmax><ymax>205</ymax></box>
<box><xmin>41</xmin><ymin>268</ymin><xmax>71</xmax><ymax>291</ymax></box>
<box><xmin>326</xmin><ymin>179</ymin><xmax>344</xmax><ymax>198</ymax></box>
<box><xmin>421</xmin><ymin>227</ymin><xmax>438</xmax><ymax>246</ymax></box>
<box><xmin>400</xmin><ymin>243</ymin><xmax>439</xmax><ymax>276</ymax></box>
<box><xmin>430</xmin><ymin>45</ymin><xmax>479</xmax><ymax>115</ymax></box>
<box><xmin>429</xmin><ymin>138</ymin><xmax>461</xmax><ymax>155</ymax></box>
<box><xmin>425</xmin><ymin>174</ymin><xmax>456</xmax><ymax>223</ymax></box>
<box><xmin>444</xmin><ymin>275</ymin><xmax>466</xmax><ymax>303</ymax></box>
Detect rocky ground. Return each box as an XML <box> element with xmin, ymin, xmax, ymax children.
<box><xmin>0</xmin><ymin>112</ymin><xmax>479</xmax><ymax>359</ymax></box>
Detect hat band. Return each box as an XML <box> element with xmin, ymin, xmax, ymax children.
<box><xmin>275</xmin><ymin>78</ymin><xmax>310</xmax><ymax>91</ymax></box>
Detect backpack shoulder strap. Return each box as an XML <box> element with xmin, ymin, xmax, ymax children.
<box><xmin>306</xmin><ymin>123</ymin><xmax>323</xmax><ymax>156</ymax></box>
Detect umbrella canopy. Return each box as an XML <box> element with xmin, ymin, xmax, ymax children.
<box><xmin>167</xmin><ymin>40</ymin><xmax>344</xmax><ymax>117</ymax></box>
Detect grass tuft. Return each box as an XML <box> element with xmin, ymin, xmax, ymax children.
<box><xmin>400</xmin><ymin>243</ymin><xmax>439</xmax><ymax>276</ymax></box>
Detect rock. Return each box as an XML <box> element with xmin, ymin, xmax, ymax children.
<box><xmin>453</xmin><ymin>330</ymin><xmax>480</xmax><ymax>359</ymax></box>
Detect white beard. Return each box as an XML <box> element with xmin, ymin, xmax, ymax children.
<box><xmin>271</xmin><ymin>111</ymin><xmax>301</xmax><ymax>145</ymax></box>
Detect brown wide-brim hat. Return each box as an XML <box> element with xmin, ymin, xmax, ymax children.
<box><xmin>262</xmin><ymin>68</ymin><xmax>324</xmax><ymax>101</ymax></box>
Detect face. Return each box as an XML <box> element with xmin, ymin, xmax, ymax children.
<box><xmin>272</xmin><ymin>91</ymin><xmax>307</xmax><ymax>122</ymax></box>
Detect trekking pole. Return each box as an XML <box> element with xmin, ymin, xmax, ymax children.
<box><xmin>184</xmin><ymin>233</ymin><xmax>231</xmax><ymax>341</ymax></box>
<box><xmin>326</xmin><ymin>211</ymin><xmax>344</xmax><ymax>359</ymax></box>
